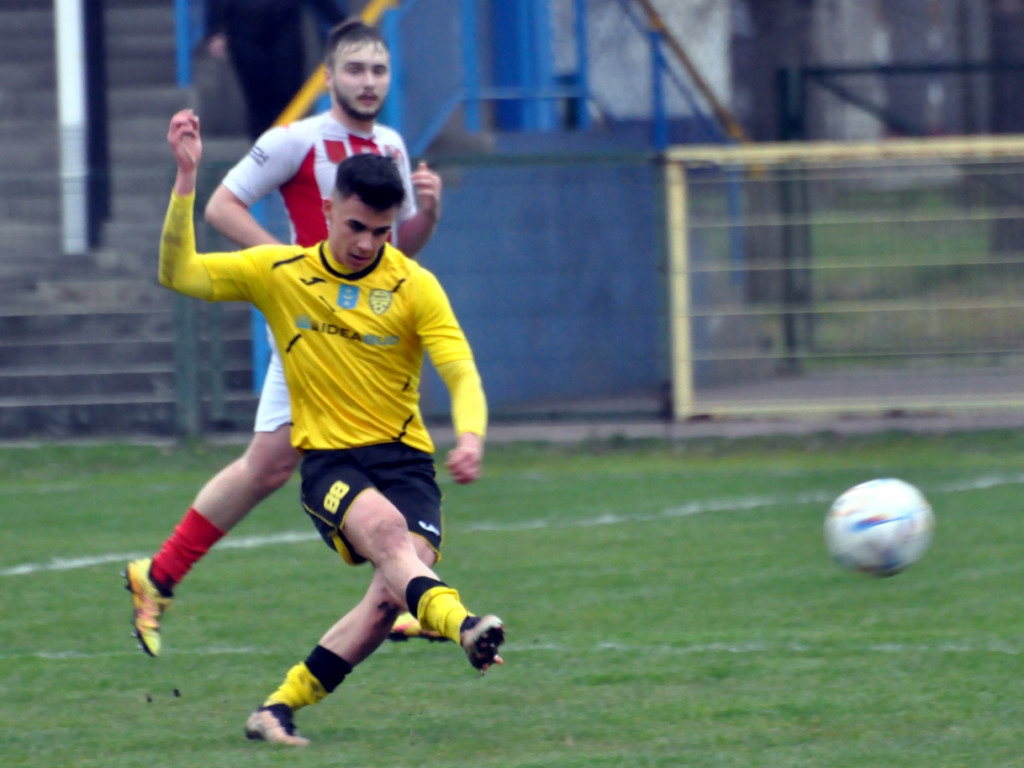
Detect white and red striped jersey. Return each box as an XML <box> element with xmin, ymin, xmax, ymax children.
<box><xmin>222</xmin><ymin>111</ymin><xmax>417</xmax><ymax>247</ymax></box>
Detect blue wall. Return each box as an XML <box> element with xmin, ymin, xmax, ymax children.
<box><xmin>415</xmin><ymin>157</ymin><xmax>667</xmax><ymax>419</ymax></box>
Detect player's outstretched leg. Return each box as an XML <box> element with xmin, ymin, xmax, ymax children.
<box><xmin>406</xmin><ymin>579</ymin><xmax>506</xmax><ymax>672</ymax></box>
<box><xmin>387</xmin><ymin>611</ymin><xmax>448</xmax><ymax>642</ymax></box>
<box><xmin>460</xmin><ymin>615</ymin><xmax>505</xmax><ymax>672</ymax></box>
<box><xmin>124</xmin><ymin>558</ymin><xmax>172</xmax><ymax>657</ymax></box>
<box><xmin>244</xmin><ymin>704</ymin><xmax>310</xmax><ymax>747</ymax></box>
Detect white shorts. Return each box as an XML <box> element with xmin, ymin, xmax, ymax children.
<box><xmin>253</xmin><ymin>334</ymin><xmax>292</xmax><ymax>433</ymax></box>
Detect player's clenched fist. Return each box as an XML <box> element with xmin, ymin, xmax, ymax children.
<box><xmin>167</xmin><ymin>108</ymin><xmax>203</xmax><ymax>175</ymax></box>
<box><xmin>411</xmin><ymin>161</ymin><xmax>442</xmax><ymax>220</ymax></box>
<box><xmin>446</xmin><ymin>432</ymin><xmax>483</xmax><ymax>485</ymax></box>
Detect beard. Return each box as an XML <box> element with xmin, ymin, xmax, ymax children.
<box><xmin>333</xmin><ymin>85</ymin><xmax>384</xmax><ymax>123</ymax></box>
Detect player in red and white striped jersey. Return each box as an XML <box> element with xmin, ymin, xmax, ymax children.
<box><xmin>125</xmin><ymin>19</ymin><xmax>445</xmax><ymax>658</ymax></box>
<box><xmin>217</xmin><ymin>105</ymin><xmax>417</xmax><ymax>248</ymax></box>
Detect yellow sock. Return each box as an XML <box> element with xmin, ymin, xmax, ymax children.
<box><xmin>263</xmin><ymin>662</ymin><xmax>328</xmax><ymax>711</ymax></box>
<box><xmin>416</xmin><ymin>586</ymin><xmax>471</xmax><ymax>643</ymax></box>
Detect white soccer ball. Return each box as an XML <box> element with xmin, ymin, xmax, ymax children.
<box><xmin>824</xmin><ymin>478</ymin><xmax>935</xmax><ymax>577</ymax></box>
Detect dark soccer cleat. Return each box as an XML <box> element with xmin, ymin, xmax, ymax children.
<box><xmin>244</xmin><ymin>704</ymin><xmax>310</xmax><ymax>747</ymax></box>
<box><xmin>124</xmin><ymin>558</ymin><xmax>171</xmax><ymax>657</ymax></box>
<box><xmin>460</xmin><ymin>614</ymin><xmax>505</xmax><ymax>672</ymax></box>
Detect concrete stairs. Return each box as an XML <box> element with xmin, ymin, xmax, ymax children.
<box><xmin>0</xmin><ymin>2</ymin><xmax>62</xmax><ymax>283</ymax></box>
<box><xmin>0</xmin><ymin>0</ymin><xmax>257</xmax><ymax>439</ymax></box>
<box><xmin>0</xmin><ymin>277</ymin><xmax>256</xmax><ymax>439</ymax></box>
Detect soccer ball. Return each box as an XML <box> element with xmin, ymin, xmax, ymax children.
<box><xmin>824</xmin><ymin>478</ymin><xmax>934</xmax><ymax>577</ymax></box>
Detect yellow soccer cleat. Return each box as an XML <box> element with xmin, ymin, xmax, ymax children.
<box><xmin>387</xmin><ymin>611</ymin><xmax>448</xmax><ymax>642</ymax></box>
<box><xmin>245</xmin><ymin>705</ymin><xmax>310</xmax><ymax>747</ymax></box>
<box><xmin>123</xmin><ymin>558</ymin><xmax>171</xmax><ymax>657</ymax></box>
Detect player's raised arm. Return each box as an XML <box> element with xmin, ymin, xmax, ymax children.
<box><xmin>159</xmin><ymin>109</ymin><xmax>213</xmax><ymax>299</ymax></box>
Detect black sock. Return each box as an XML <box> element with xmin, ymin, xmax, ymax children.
<box><xmin>304</xmin><ymin>645</ymin><xmax>353</xmax><ymax>694</ymax></box>
<box><xmin>147</xmin><ymin>565</ymin><xmax>174</xmax><ymax>598</ymax></box>
<box><xmin>405</xmin><ymin>576</ymin><xmax>447</xmax><ymax>620</ymax></box>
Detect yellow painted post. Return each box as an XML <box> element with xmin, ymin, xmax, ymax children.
<box><xmin>665</xmin><ymin>160</ymin><xmax>693</xmax><ymax>420</ymax></box>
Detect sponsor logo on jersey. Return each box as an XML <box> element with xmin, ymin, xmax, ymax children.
<box><xmin>362</xmin><ymin>334</ymin><xmax>399</xmax><ymax>346</ymax></box>
<box><xmin>301</xmin><ymin>276</ymin><xmax>326</xmax><ymax>286</ymax></box>
<box><xmin>368</xmin><ymin>289</ymin><xmax>392</xmax><ymax>315</ymax></box>
<box><xmin>294</xmin><ymin>314</ymin><xmax>399</xmax><ymax>347</ymax></box>
<box><xmin>418</xmin><ymin>520</ymin><xmax>441</xmax><ymax>536</ymax></box>
<box><xmin>337</xmin><ymin>284</ymin><xmax>359</xmax><ymax>309</ymax></box>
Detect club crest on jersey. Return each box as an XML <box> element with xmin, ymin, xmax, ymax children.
<box><xmin>337</xmin><ymin>285</ymin><xmax>359</xmax><ymax>309</ymax></box>
<box><xmin>369</xmin><ymin>289</ymin><xmax>393</xmax><ymax>315</ymax></box>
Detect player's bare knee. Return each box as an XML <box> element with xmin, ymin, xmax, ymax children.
<box><xmin>366</xmin><ymin>516</ymin><xmax>412</xmax><ymax>562</ymax></box>
<box><xmin>237</xmin><ymin>458</ymin><xmax>293</xmax><ymax>495</ymax></box>
<box><xmin>259</xmin><ymin>461</ymin><xmax>295</xmax><ymax>493</ymax></box>
<box><xmin>241</xmin><ymin>432</ymin><xmax>300</xmax><ymax>494</ymax></box>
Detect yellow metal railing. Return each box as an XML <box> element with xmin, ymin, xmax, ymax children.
<box><xmin>664</xmin><ymin>133</ymin><xmax>1024</xmax><ymax>420</ymax></box>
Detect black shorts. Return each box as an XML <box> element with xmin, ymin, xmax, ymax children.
<box><xmin>300</xmin><ymin>443</ymin><xmax>443</xmax><ymax>566</ymax></box>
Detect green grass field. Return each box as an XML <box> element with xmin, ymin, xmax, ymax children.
<box><xmin>2</xmin><ymin>432</ymin><xmax>1023</xmax><ymax>767</ymax></box>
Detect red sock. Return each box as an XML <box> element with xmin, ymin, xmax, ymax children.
<box><xmin>150</xmin><ymin>507</ymin><xmax>225</xmax><ymax>591</ymax></box>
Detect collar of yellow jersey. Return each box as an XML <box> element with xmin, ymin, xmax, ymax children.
<box><xmin>319</xmin><ymin>241</ymin><xmax>384</xmax><ymax>281</ymax></box>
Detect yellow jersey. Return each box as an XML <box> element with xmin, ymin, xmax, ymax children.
<box><xmin>161</xmin><ymin>192</ymin><xmax>482</xmax><ymax>453</ymax></box>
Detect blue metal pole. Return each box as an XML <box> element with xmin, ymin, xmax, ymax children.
<box><xmin>517</xmin><ymin>0</ymin><xmax>536</xmax><ymax>130</ymax></box>
<box><xmin>174</xmin><ymin>0</ymin><xmax>191</xmax><ymax>87</ymax></box>
<box><xmin>650</xmin><ymin>30</ymin><xmax>667</xmax><ymax>150</ymax></box>
<box><xmin>250</xmin><ymin>312</ymin><xmax>270</xmax><ymax>393</ymax></box>
<box><xmin>461</xmin><ymin>0</ymin><xmax>481</xmax><ymax>132</ymax></box>
<box><xmin>380</xmin><ymin>9</ymin><xmax>404</xmax><ymax>134</ymax></box>
<box><xmin>250</xmin><ymin>196</ymin><xmax>271</xmax><ymax>392</ymax></box>
<box><xmin>574</xmin><ymin>0</ymin><xmax>591</xmax><ymax>129</ymax></box>
<box><xmin>411</xmin><ymin>92</ymin><xmax>464</xmax><ymax>157</ymax></box>
<box><xmin>531</xmin><ymin>0</ymin><xmax>556</xmax><ymax>130</ymax></box>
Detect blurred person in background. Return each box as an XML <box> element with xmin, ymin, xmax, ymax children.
<box><xmin>206</xmin><ymin>0</ymin><xmax>348</xmax><ymax>139</ymax></box>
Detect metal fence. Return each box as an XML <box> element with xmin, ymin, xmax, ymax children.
<box><xmin>664</xmin><ymin>134</ymin><xmax>1024</xmax><ymax>420</ymax></box>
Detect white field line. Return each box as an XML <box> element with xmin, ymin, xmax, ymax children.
<box><xmin>0</xmin><ymin>639</ymin><xmax>1019</xmax><ymax>662</ymax></box>
<box><xmin>3</xmin><ymin>472</ymin><xmax>1023</xmax><ymax>579</ymax></box>
<box><xmin>0</xmin><ymin>531</ymin><xmax>320</xmax><ymax>577</ymax></box>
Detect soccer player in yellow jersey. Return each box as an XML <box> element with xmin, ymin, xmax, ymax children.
<box><xmin>160</xmin><ymin>108</ymin><xmax>504</xmax><ymax>746</ymax></box>
<box><xmin>126</xmin><ymin>20</ymin><xmax>442</xmax><ymax>652</ymax></box>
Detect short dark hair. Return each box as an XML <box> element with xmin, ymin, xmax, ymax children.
<box><xmin>324</xmin><ymin>19</ymin><xmax>388</xmax><ymax>70</ymax></box>
<box><xmin>334</xmin><ymin>153</ymin><xmax>405</xmax><ymax>212</ymax></box>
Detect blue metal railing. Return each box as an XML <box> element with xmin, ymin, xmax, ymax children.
<box><xmin>172</xmin><ymin>0</ymin><xmax>725</xmax><ymax>151</ymax></box>
<box><xmin>174</xmin><ymin>0</ymin><xmax>590</xmax><ymax>155</ymax></box>
<box><xmin>612</xmin><ymin>0</ymin><xmax>728</xmax><ymax>148</ymax></box>
<box><xmin>379</xmin><ymin>0</ymin><xmax>590</xmax><ymax>156</ymax></box>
